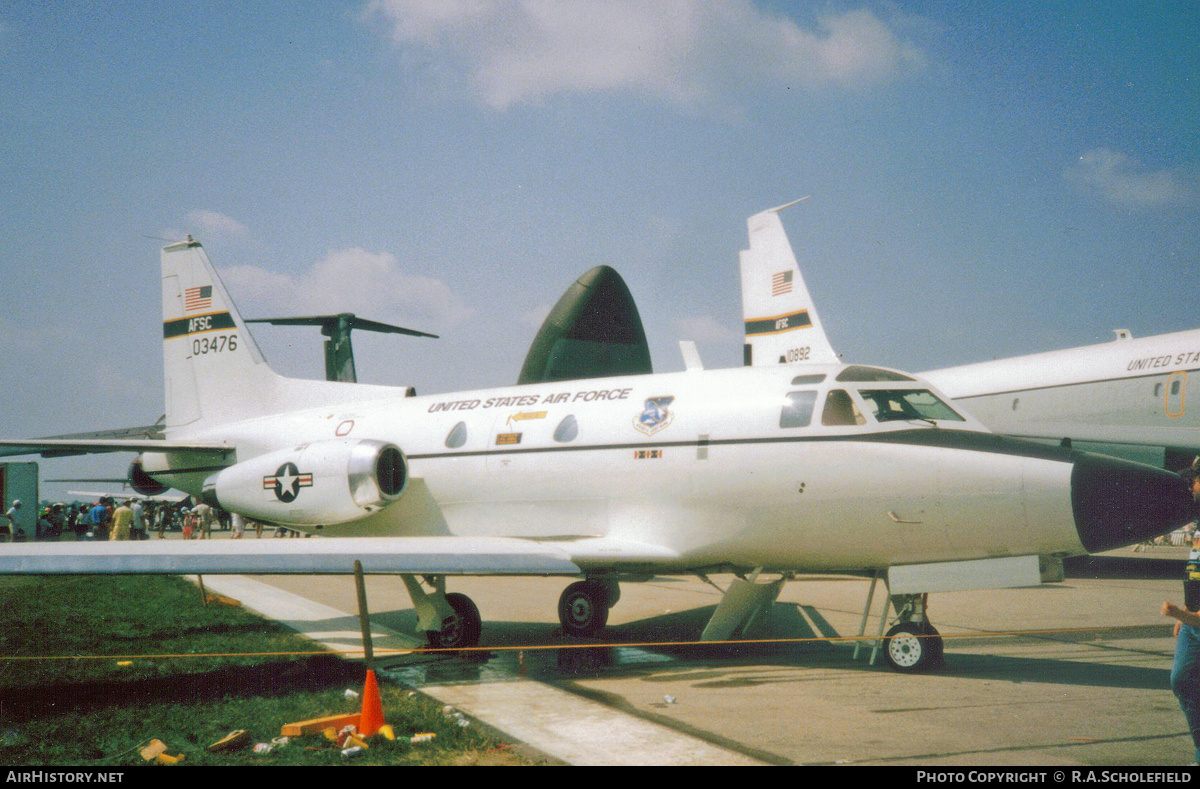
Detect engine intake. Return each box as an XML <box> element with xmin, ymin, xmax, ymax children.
<box><xmin>203</xmin><ymin>439</ymin><xmax>407</xmax><ymax>526</ymax></box>
<box><xmin>128</xmin><ymin>455</ymin><xmax>170</xmax><ymax>497</ymax></box>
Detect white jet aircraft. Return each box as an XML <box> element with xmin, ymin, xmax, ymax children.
<box><xmin>739</xmin><ymin>201</ymin><xmax>1200</xmax><ymax>479</ymax></box>
<box><xmin>920</xmin><ymin>330</ymin><xmax>1200</xmax><ymax>471</ymax></box>
<box><xmin>2</xmin><ymin>211</ymin><xmax>1195</xmax><ymax>672</ymax></box>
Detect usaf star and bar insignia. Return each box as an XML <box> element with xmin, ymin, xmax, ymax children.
<box><xmin>263</xmin><ymin>462</ymin><xmax>313</xmax><ymax>503</ymax></box>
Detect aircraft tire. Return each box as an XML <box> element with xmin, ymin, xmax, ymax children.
<box><xmin>883</xmin><ymin>622</ymin><xmax>938</xmax><ymax>673</ymax></box>
<box><xmin>427</xmin><ymin>592</ymin><xmax>482</xmax><ymax>650</ymax></box>
<box><xmin>601</xmin><ymin>579</ymin><xmax>620</xmax><ymax>608</ymax></box>
<box><xmin>558</xmin><ymin>581</ymin><xmax>610</xmax><ymax>637</ymax></box>
<box><xmin>923</xmin><ymin>623</ymin><xmax>945</xmax><ymax>667</ymax></box>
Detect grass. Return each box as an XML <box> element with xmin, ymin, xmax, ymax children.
<box><xmin>0</xmin><ymin>575</ymin><xmax>532</xmax><ymax>766</ymax></box>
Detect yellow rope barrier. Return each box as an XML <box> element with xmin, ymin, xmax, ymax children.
<box><xmin>0</xmin><ymin>624</ymin><xmax>1164</xmax><ymax>662</ymax></box>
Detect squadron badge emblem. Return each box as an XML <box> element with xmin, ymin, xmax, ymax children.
<box><xmin>634</xmin><ymin>396</ymin><xmax>675</xmax><ymax>436</ymax></box>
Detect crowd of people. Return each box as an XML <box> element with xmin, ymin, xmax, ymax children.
<box><xmin>0</xmin><ymin>497</ymin><xmax>301</xmax><ymax>541</ymax></box>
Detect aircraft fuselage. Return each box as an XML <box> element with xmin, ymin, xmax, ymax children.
<box><xmin>924</xmin><ymin>328</ymin><xmax>1200</xmax><ymax>467</ymax></box>
<box><xmin>141</xmin><ymin>363</ymin><xmax>1186</xmax><ymax>575</ymax></box>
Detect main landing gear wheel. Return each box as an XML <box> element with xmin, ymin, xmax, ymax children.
<box><xmin>558</xmin><ymin>581</ymin><xmax>610</xmax><ymax>637</ymax></box>
<box><xmin>427</xmin><ymin>592</ymin><xmax>482</xmax><ymax>650</ymax></box>
<box><xmin>924</xmin><ymin>623</ymin><xmax>945</xmax><ymax>666</ymax></box>
<box><xmin>883</xmin><ymin>622</ymin><xmax>943</xmax><ymax>673</ymax></box>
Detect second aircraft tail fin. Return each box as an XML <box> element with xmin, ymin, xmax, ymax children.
<box><xmin>738</xmin><ymin>201</ymin><xmax>839</xmax><ymax>367</ymax></box>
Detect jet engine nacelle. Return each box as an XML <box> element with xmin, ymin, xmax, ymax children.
<box><xmin>128</xmin><ymin>455</ymin><xmax>170</xmax><ymax>497</ymax></box>
<box><xmin>203</xmin><ymin>439</ymin><xmax>407</xmax><ymax>526</ymax></box>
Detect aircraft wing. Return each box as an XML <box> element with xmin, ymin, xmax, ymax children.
<box><xmin>65</xmin><ymin>491</ymin><xmax>188</xmax><ymax>502</ymax></box>
<box><xmin>991</xmin><ymin>422</ymin><xmax>1200</xmax><ymax>454</ymax></box>
<box><xmin>0</xmin><ymin>536</ymin><xmax>680</xmax><ymax>576</ymax></box>
<box><xmin>0</xmin><ymin>438</ymin><xmax>230</xmax><ymax>458</ymax></box>
<box><xmin>0</xmin><ymin>537</ymin><xmax>581</xmax><ymax>575</ymax></box>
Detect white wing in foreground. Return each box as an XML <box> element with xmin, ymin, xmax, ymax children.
<box><xmin>0</xmin><ymin>438</ymin><xmax>228</xmax><ymax>458</ymax></box>
<box><xmin>0</xmin><ymin>536</ymin><xmax>680</xmax><ymax>576</ymax></box>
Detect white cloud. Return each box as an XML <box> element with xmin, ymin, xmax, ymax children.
<box><xmin>186</xmin><ymin>210</ymin><xmax>250</xmax><ymax>240</ymax></box>
<box><xmin>219</xmin><ymin>248</ymin><xmax>474</xmax><ymax>329</ymax></box>
<box><xmin>1067</xmin><ymin>148</ymin><xmax>1189</xmax><ymax>208</ymax></box>
<box><xmin>364</xmin><ymin>1</ymin><xmax>926</xmax><ymax>110</ymax></box>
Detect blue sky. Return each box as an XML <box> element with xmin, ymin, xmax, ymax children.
<box><xmin>0</xmin><ymin>2</ymin><xmax>1196</xmax><ymax>499</ymax></box>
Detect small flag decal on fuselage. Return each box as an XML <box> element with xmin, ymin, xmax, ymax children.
<box><xmin>771</xmin><ymin>271</ymin><xmax>793</xmax><ymax>296</ymax></box>
<box><xmin>186</xmin><ymin>286</ymin><xmax>213</xmax><ymax>312</ymax></box>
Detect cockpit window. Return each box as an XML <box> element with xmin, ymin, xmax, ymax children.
<box><xmin>858</xmin><ymin>389</ymin><xmax>965</xmax><ymax>423</ymax></box>
<box><xmin>780</xmin><ymin>391</ymin><xmax>818</xmax><ymax>428</ymax></box>
<box><xmin>835</xmin><ymin>366</ymin><xmax>915</xmax><ymax>382</ymax></box>
<box><xmin>821</xmin><ymin>389</ymin><xmax>866</xmax><ymax>426</ymax></box>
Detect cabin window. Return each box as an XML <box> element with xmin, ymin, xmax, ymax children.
<box><xmin>445</xmin><ymin>421</ymin><xmax>468</xmax><ymax>449</ymax></box>
<box><xmin>1012</xmin><ymin>397</ymin><xmax>1020</xmax><ymax>411</ymax></box>
<box><xmin>780</xmin><ymin>391</ymin><xmax>818</xmax><ymax>428</ymax></box>
<box><xmin>1173</xmin><ymin>381</ymin><xmax>1182</xmax><ymax>396</ymax></box>
<box><xmin>1155</xmin><ymin>383</ymin><xmax>1164</xmax><ymax>397</ymax></box>
<box><xmin>821</xmin><ymin>389</ymin><xmax>865</xmax><ymax>426</ymax></box>
<box><xmin>858</xmin><ymin>389</ymin><xmax>966</xmax><ymax>423</ymax></box>
<box><xmin>554</xmin><ymin>415</ymin><xmax>579</xmax><ymax>443</ymax></box>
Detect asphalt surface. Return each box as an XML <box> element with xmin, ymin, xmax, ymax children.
<box><xmin>201</xmin><ymin>537</ymin><xmax>1198</xmax><ymax>767</ymax></box>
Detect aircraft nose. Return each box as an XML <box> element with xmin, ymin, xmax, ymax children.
<box><xmin>1071</xmin><ymin>453</ymin><xmax>1199</xmax><ymax>553</ymax></box>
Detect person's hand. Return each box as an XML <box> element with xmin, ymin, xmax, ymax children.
<box><xmin>1164</xmin><ymin>601</ymin><xmax>1188</xmax><ymax>635</ymax></box>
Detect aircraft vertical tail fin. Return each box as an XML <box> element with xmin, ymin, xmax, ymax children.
<box><xmin>160</xmin><ymin>238</ymin><xmax>281</xmax><ymax>433</ymax></box>
<box><xmin>517</xmin><ymin>265</ymin><xmax>652</xmax><ymax>385</ymax></box>
<box><xmin>738</xmin><ymin>201</ymin><xmax>839</xmax><ymax>366</ymax></box>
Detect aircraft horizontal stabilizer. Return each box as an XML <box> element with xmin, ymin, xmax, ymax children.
<box><xmin>0</xmin><ymin>537</ymin><xmax>583</xmax><ymax>576</ymax></box>
<box><xmin>247</xmin><ymin>314</ymin><xmax>438</xmax><ymax>339</ymax></box>
<box><xmin>246</xmin><ymin>313</ymin><xmax>438</xmax><ymax>384</ymax></box>
<box><xmin>0</xmin><ymin>438</ymin><xmax>230</xmax><ymax>459</ymax></box>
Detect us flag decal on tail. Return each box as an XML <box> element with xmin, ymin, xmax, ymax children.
<box><xmin>185</xmin><ymin>286</ymin><xmax>213</xmax><ymax>312</ymax></box>
<box><xmin>771</xmin><ymin>271</ymin><xmax>793</xmax><ymax>296</ymax></box>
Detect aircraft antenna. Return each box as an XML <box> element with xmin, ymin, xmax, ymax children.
<box><xmin>768</xmin><ymin>196</ymin><xmax>811</xmax><ymax>214</ymax></box>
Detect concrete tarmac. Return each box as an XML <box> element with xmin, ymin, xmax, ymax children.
<box><xmin>190</xmin><ymin>532</ymin><xmax>1193</xmax><ymax>766</ymax></box>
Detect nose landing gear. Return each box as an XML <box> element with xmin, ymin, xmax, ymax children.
<box><xmin>855</xmin><ymin>577</ymin><xmax>945</xmax><ymax>673</ymax></box>
<box><xmin>883</xmin><ymin>620</ymin><xmax>943</xmax><ymax>672</ymax></box>
<box><xmin>880</xmin><ymin>593</ymin><xmax>944</xmax><ymax>673</ymax></box>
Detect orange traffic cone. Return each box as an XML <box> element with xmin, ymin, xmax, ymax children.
<box><xmin>359</xmin><ymin>669</ymin><xmax>385</xmax><ymax>737</ymax></box>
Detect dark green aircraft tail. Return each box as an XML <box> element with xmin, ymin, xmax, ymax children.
<box><xmin>518</xmin><ymin>266</ymin><xmax>652</xmax><ymax>385</ymax></box>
